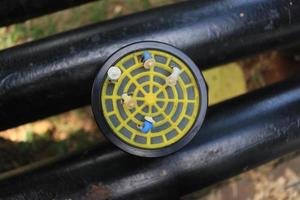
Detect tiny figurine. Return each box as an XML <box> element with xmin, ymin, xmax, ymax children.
<box><xmin>121</xmin><ymin>93</ymin><xmax>137</xmax><ymax>110</ymax></box>
<box><xmin>138</xmin><ymin>116</ymin><xmax>155</xmax><ymax>133</ymax></box>
<box><xmin>141</xmin><ymin>51</ymin><xmax>156</xmax><ymax>69</ymax></box>
<box><xmin>107</xmin><ymin>66</ymin><xmax>121</xmax><ymax>83</ymax></box>
<box><xmin>166</xmin><ymin>67</ymin><xmax>182</xmax><ymax>86</ymax></box>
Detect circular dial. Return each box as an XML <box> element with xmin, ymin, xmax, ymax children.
<box><xmin>101</xmin><ymin>50</ymin><xmax>200</xmax><ymax>149</ymax></box>
<box><xmin>92</xmin><ymin>42</ymin><xmax>207</xmax><ymax>157</ymax></box>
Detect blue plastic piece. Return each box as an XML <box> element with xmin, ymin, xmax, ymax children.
<box><xmin>140</xmin><ymin>120</ymin><xmax>154</xmax><ymax>133</ymax></box>
<box><xmin>142</xmin><ymin>51</ymin><xmax>152</xmax><ymax>62</ymax></box>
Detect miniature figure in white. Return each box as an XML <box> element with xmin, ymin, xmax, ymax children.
<box><xmin>166</xmin><ymin>67</ymin><xmax>182</xmax><ymax>86</ymax></box>
<box><xmin>121</xmin><ymin>93</ymin><xmax>137</xmax><ymax>110</ymax></box>
<box><xmin>107</xmin><ymin>66</ymin><xmax>121</xmax><ymax>83</ymax></box>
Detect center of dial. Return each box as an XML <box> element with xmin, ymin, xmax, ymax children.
<box><xmin>144</xmin><ymin>93</ymin><xmax>157</xmax><ymax>105</ymax></box>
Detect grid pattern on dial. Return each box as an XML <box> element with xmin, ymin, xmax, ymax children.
<box><xmin>101</xmin><ymin>50</ymin><xmax>200</xmax><ymax>149</ymax></box>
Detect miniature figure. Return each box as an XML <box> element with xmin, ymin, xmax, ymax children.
<box><xmin>166</xmin><ymin>67</ymin><xmax>182</xmax><ymax>86</ymax></box>
<box><xmin>121</xmin><ymin>93</ymin><xmax>137</xmax><ymax>110</ymax></box>
<box><xmin>141</xmin><ymin>51</ymin><xmax>156</xmax><ymax>69</ymax></box>
<box><xmin>138</xmin><ymin>116</ymin><xmax>155</xmax><ymax>133</ymax></box>
<box><xmin>107</xmin><ymin>66</ymin><xmax>121</xmax><ymax>83</ymax></box>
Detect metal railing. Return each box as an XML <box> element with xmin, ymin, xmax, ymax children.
<box><xmin>0</xmin><ymin>0</ymin><xmax>300</xmax><ymax>199</ymax></box>
<box><xmin>0</xmin><ymin>0</ymin><xmax>97</xmax><ymax>27</ymax></box>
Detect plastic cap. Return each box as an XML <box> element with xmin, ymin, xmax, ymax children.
<box><xmin>108</xmin><ymin>66</ymin><xmax>121</xmax><ymax>80</ymax></box>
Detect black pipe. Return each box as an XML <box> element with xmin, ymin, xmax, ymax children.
<box><xmin>0</xmin><ymin>0</ymin><xmax>98</xmax><ymax>27</ymax></box>
<box><xmin>1</xmin><ymin>0</ymin><xmax>300</xmax><ymax>130</ymax></box>
<box><xmin>1</xmin><ymin>77</ymin><xmax>300</xmax><ymax>199</ymax></box>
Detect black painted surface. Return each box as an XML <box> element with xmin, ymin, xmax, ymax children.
<box><xmin>0</xmin><ymin>0</ymin><xmax>97</xmax><ymax>27</ymax></box>
<box><xmin>0</xmin><ymin>0</ymin><xmax>300</xmax><ymax>130</ymax></box>
<box><xmin>1</xmin><ymin>77</ymin><xmax>300</xmax><ymax>199</ymax></box>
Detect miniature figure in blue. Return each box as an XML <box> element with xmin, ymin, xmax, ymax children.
<box><xmin>141</xmin><ymin>51</ymin><xmax>156</xmax><ymax>69</ymax></box>
<box><xmin>138</xmin><ymin>116</ymin><xmax>155</xmax><ymax>133</ymax></box>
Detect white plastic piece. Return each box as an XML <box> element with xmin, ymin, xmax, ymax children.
<box><xmin>145</xmin><ymin>116</ymin><xmax>155</xmax><ymax>123</ymax></box>
<box><xmin>166</xmin><ymin>67</ymin><xmax>182</xmax><ymax>86</ymax></box>
<box><xmin>107</xmin><ymin>66</ymin><xmax>121</xmax><ymax>82</ymax></box>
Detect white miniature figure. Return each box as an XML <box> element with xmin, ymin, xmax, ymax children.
<box><xmin>121</xmin><ymin>93</ymin><xmax>137</xmax><ymax>110</ymax></box>
<box><xmin>107</xmin><ymin>66</ymin><xmax>121</xmax><ymax>83</ymax></box>
<box><xmin>166</xmin><ymin>67</ymin><xmax>182</xmax><ymax>86</ymax></box>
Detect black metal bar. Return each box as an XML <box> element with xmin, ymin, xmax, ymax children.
<box><xmin>0</xmin><ymin>0</ymin><xmax>97</xmax><ymax>27</ymax></box>
<box><xmin>1</xmin><ymin>0</ymin><xmax>300</xmax><ymax>130</ymax></box>
<box><xmin>1</xmin><ymin>77</ymin><xmax>300</xmax><ymax>199</ymax></box>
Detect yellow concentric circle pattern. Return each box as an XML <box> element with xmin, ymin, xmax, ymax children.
<box><xmin>101</xmin><ymin>50</ymin><xmax>200</xmax><ymax>149</ymax></box>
